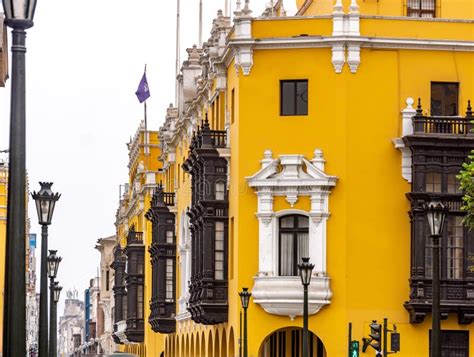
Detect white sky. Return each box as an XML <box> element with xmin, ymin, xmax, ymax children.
<box><xmin>0</xmin><ymin>0</ymin><xmax>275</xmax><ymax>316</ymax></box>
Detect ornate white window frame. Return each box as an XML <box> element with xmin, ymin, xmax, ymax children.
<box><xmin>246</xmin><ymin>149</ymin><xmax>338</xmax><ymax>319</ymax></box>
<box><xmin>176</xmin><ymin>210</ymin><xmax>191</xmax><ymax>321</ymax></box>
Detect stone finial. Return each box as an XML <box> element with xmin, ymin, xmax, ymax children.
<box><xmin>416</xmin><ymin>98</ymin><xmax>423</xmax><ymax>116</ymax></box>
<box><xmin>333</xmin><ymin>0</ymin><xmax>343</xmax><ymax>12</ymax></box>
<box><xmin>402</xmin><ymin>97</ymin><xmax>416</xmax><ymax>137</ymax></box>
<box><xmin>261</xmin><ymin>149</ymin><xmax>273</xmax><ymax>168</ymax></box>
<box><xmin>466</xmin><ymin>100</ymin><xmax>472</xmax><ymax>118</ymax></box>
<box><xmin>234</xmin><ymin>0</ymin><xmax>242</xmax><ymax>15</ymax></box>
<box><xmin>350</xmin><ymin>0</ymin><xmax>359</xmax><ymax>12</ymax></box>
<box><xmin>242</xmin><ymin>0</ymin><xmax>252</xmax><ymax>16</ymax></box>
<box><xmin>311</xmin><ymin>149</ymin><xmax>325</xmax><ymax>171</ymax></box>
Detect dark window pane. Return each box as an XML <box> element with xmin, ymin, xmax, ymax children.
<box><xmin>431</xmin><ymin>82</ymin><xmax>459</xmax><ymax>116</ymax></box>
<box><xmin>431</xmin><ymin>83</ymin><xmax>443</xmax><ymax>116</ymax></box>
<box><xmin>281</xmin><ymin>81</ymin><xmax>295</xmax><ymax>115</ymax></box>
<box><xmin>296</xmin><ymin>81</ymin><xmax>308</xmax><ymax>115</ymax></box>
<box><xmin>444</xmin><ymin>83</ymin><xmax>459</xmax><ymax>116</ymax></box>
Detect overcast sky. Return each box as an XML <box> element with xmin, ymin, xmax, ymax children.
<box><xmin>0</xmin><ymin>0</ymin><xmax>280</xmax><ymax>315</ymax></box>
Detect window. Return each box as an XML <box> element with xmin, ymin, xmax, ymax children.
<box><xmin>215</xmin><ymin>221</ymin><xmax>225</xmax><ymax>280</ymax></box>
<box><xmin>215</xmin><ymin>182</ymin><xmax>225</xmax><ymax>200</ymax></box>
<box><xmin>166</xmin><ymin>230</ymin><xmax>174</xmax><ymax>244</ymax></box>
<box><xmin>166</xmin><ymin>259</ymin><xmax>174</xmax><ymax>302</ymax></box>
<box><xmin>431</xmin><ymin>82</ymin><xmax>459</xmax><ymax>116</ymax></box>
<box><xmin>407</xmin><ymin>0</ymin><xmax>436</xmax><ymax>18</ymax></box>
<box><xmin>425</xmin><ymin>172</ymin><xmax>442</xmax><ymax>192</ymax></box>
<box><xmin>425</xmin><ymin>216</ymin><xmax>465</xmax><ymax>280</ymax></box>
<box><xmin>231</xmin><ymin>88</ymin><xmax>235</xmax><ymax>124</ymax></box>
<box><xmin>137</xmin><ymin>285</ymin><xmax>143</xmax><ymax>319</ymax></box>
<box><xmin>280</xmin><ymin>80</ymin><xmax>308</xmax><ymax>116</ymax></box>
<box><xmin>447</xmin><ymin>216</ymin><xmax>464</xmax><ymax>279</ymax></box>
<box><xmin>106</xmin><ymin>270</ymin><xmax>110</xmax><ymax>291</ymax></box>
<box><xmin>447</xmin><ymin>174</ymin><xmax>462</xmax><ymax>194</ymax></box>
<box><xmin>279</xmin><ymin>215</ymin><xmax>309</xmax><ymax>276</ymax></box>
<box><xmin>429</xmin><ymin>330</ymin><xmax>469</xmax><ymax>357</ymax></box>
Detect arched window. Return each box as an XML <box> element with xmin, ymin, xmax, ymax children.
<box><xmin>279</xmin><ymin>215</ymin><xmax>309</xmax><ymax>276</ymax></box>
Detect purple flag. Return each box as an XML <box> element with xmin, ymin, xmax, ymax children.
<box><xmin>135</xmin><ymin>72</ymin><xmax>150</xmax><ymax>103</ymax></box>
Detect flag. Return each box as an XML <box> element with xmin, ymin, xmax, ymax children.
<box><xmin>135</xmin><ymin>72</ymin><xmax>150</xmax><ymax>103</ymax></box>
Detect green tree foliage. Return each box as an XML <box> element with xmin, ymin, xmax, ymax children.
<box><xmin>458</xmin><ymin>150</ymin><xmax>474</xmax><ymax>229</ymax></box>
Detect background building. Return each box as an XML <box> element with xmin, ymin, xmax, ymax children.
<box><xmin>0</xmin><ymin>13</ymin><xmax>8</xmax><ymax>87</ymax></box>
<box><xmin>26</xmin><ymin>234</ymin><xmax>39</xmax><ymax>356</ymax></box>
<box><xmin>58</xmin><ymin>289</ymin><xmax>84</xmax><ymax>357</ymax></box>
<box><xmin>95</xmin><ymin>235</ymin><xmax>117</xmax><ymax>354</ymax></box>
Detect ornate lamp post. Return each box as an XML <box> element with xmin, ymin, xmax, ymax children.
<box><xmin>1</xmin><ymin>0</ymin><xmax>37</xmax><ymax>356</ymax></box>
<box><xmin>48</xmin><ymin>250</ymin><xmax>62</xmax><ymax>357</ymax></box>
<box><xmin>51</xmin><ymin>281</ymin><xmax>62</xmax><ymax>357</ymax></box>
<box><xmin>426</xmin><ymin>201</ymin><xmax>447</xmax><ymax>357</ymax></box>
<box><xmin>298</xmin><ymin>257</ymin><xmax>315</xmax><ymax>357</ymax></box>
<box><xmin>32</xmin><ymin>182</ymin><xmax>61</xmax><ymax>357</ymax></box>
<box><xmin>239</xmin><ymin>287</ymin><xmax>251</xmax><ymax>357</ymax></box>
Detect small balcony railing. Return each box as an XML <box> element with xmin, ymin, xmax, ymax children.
<box><xmin>127</xmin><ymin>227</ymin><xmax>144</xmax><ymax>245</ymax></box>
<box><xmin>163</xmin><ymin>192</ymin><xmax>175</xmax><ymax>206</ymax></box>
<box><xmin>413</xmin><ymin>99</ymin><xmax>473</xmax><ymax>135</ymax></box>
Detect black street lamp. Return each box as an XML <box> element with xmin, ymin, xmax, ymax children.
<box><xmin>32</xmin><ymin>182</ymin><xmax>61</xmax><ymax>357</ymax></box>
<box><xmin>239</xmin><ymin>287</ymin><xmax>251</xmax><ymax>357</ymax></box>
<box><xmin>2</xmin><ymin>1</ymin><xmax>37</xmax><ymax>356</ymax></box>
<box><xmin>48</xmin><ymin>250</ymin><xmax>61</xmax><ymax>357</ymax></box>
<box><xmin>51</xmin><ymin>281</ymin><xmax>62</xmax><ymax>357</ymax></box>
<box><xmin>298</xmin><ymin>257</ymin><xmax>314</xmax><ymax>357</ymax></box>
<box><xmin>426</xmin><ymin>200</ymin><xmax>447</xmax><ymax>357</ymax></box>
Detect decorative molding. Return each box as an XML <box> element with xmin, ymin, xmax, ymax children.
<box><xmin>252</xmin><ymin>275</ymin><xmax>332</xmax><ymax>320</ymax></box>
<box><xmin>247</xmin><ymin>149</ymin><xmax>337</xmax><ymax>318</ymax></box>
<box><xmin>393</xmin><ymin>97</ymin><xmax>415</xmax><ymax>183</ymax></box>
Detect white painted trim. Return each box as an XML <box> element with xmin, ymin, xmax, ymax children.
<box><xmin>247</xmin><ymin>150</ymin><xmax>337</xmax><ymax>318</ymax></box>
<box><xmin>229</xmin><ymin>36</ymin><xmax>474</xmax><ymax>52</ymax></box>
<box><xmin>393</xmin><ymin>97</ymin><xmax>415</xmax><ymax>183</ymax></box>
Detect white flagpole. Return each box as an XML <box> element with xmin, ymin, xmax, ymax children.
<box><xmin>199</xmin><ymin>0</ymin><xmax>203</xmax><ymax>47</ymax></box>
<box><xmin>175</xmin><ymin>0</ymin><xmax>181</xmax><ymax>107</ymax></box>
<box><xmin>144</xmin><ymin>64</ymin><xmax>149</xmax><ymax>170</ymax></box>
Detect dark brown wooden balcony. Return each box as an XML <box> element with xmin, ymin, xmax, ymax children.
<box><xmin>126</xmin><ymin>225</ymin><xmax>143</xmax><ymax>245</ymax></box>
<box><xmin>412</xmin><ymin>99</ymin><xmax>473</xmax><ymax>135</ymax></box>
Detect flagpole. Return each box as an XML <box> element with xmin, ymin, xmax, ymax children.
<box><xmin>144</xmin><ymin>64</ymin><xmax>149</xmax><ymax>171</ymax></box>
<box><xmin>175</xmin><ymin>0</ymin><xmax>181</xmax><ymax>106</ymax></box>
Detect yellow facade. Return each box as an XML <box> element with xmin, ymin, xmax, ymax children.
<box><xmin>114</xmin><ymin>122</ymin><xmax>165</xmax><ymax>357</ymax></box>
<box><xmin>0</xmin><ymin>162</ymin><xmax>7</xmax><ymax>354</ymax></box>
<box><xmin>112</xmin><ymin>1</ymin><xmax>474</xmax><ymax>356</ymax></box>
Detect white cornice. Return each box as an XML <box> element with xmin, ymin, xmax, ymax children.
<box><xmin>229</xmin><ymin>36</ymin><xmax>474</xmax><ymax>52</ymax></box>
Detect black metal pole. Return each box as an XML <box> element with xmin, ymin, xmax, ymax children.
<box><xmin>348</xmin><ymin>322</ymin><xmax>352</xmax><ymax>357</ymax></box>
<box><xmin>39</xmin><ymin>225</ymin><xmax>49</xmax><ymax>357</ymax></box>
<box><xmin>303</xmin><ymin>284</ymin><xmax>309</xmax><ymax>357</ymax></box>
<box><xmin>239</xmin><ymin>310</ymin><xmax>242</xmax><ymax>357</ymax></box>
<box><xmin>50</xmin><ymin>292</ymin><xmax>58</xmax><ymax>357</ymax></box>
<box><xmin>383</xmin><ymin>318</ymin><xmax>388</xmax><ymax>357</ymax></box>
<box><xmin>432</xmin><ymin>234</ymin><xmax>441</xmax><ymax>357</ymax></box>
<box><xmin>49</xmin><ymin>278</ymin><xmax>55</xmax><ymax>357</ymax></box>
<box><xmin>2</xmin><ymin>27</ymin><xmax>27</xmax><ymax>357</ymax></box>
<box><xmin>243</xmin><ymin>306</ymin><xmax>248</xmax><ymax>357</ymax></box>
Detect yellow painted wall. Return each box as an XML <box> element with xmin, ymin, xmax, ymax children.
<box><xmin>116</xmin><ymin>129</ymin><xmax>165</xmax><ymax>357</ymax></box>
<box><xmin>0</xmin><ymin>165</ymin><xmax>7</xmax><ymax>354</ymax></box>
<box><xmin>158</xmin><ymin>7</ymin><xmax>474</xmax><ymax>357</ymax></box>
<box><xmin>300</xmin><ymin>0</ymin><xmax>474</xmax><ymax>19</ymax></box>
<box><xmin>232</xmin><ymin>35</ymin><xmax>474</xmax><ymax>356</ymax></box>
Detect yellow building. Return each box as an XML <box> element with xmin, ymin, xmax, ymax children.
<box><xmin>0</xmin><ymin>161</ymin><xmax>7</xmax><ymax>354</ymax></box>
<box><xmin>112</xmin><ymin>0</ymin><xmax>474</xmax><ymax>356</ymax></box>
<box><xmin>112</xmin><ymin>121</ymin><xmax>165</xmax><ymax>357</ymax></box>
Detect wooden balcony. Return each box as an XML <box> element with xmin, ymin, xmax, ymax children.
<box><xmin>412</xmin><ymin>99</ymin><xmax>473</xmax><ymax>135</ymax></box>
